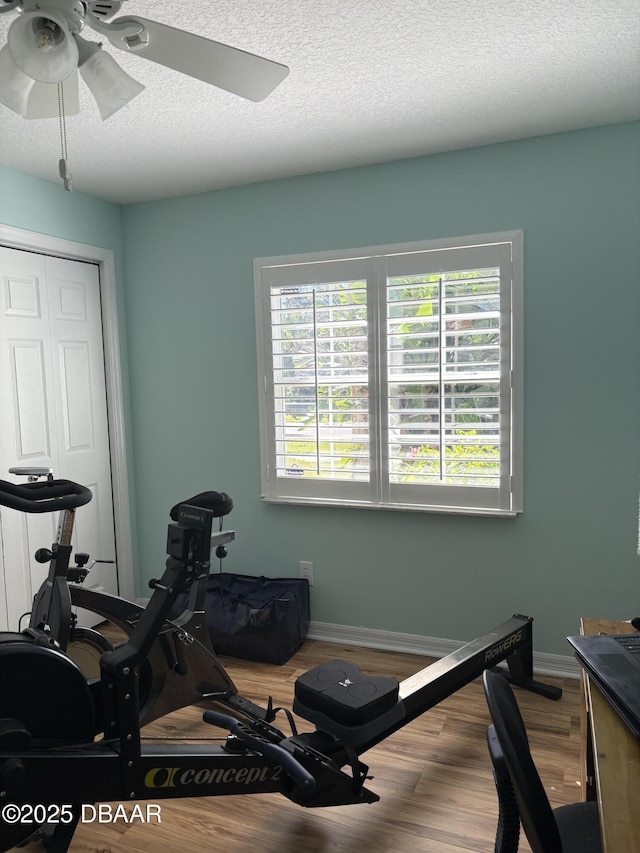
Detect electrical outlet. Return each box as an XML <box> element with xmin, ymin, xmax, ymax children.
<box><xmin>299</xmin><ymin>561</ymin><xmax>314</xmax><ymax>586</ymax></box>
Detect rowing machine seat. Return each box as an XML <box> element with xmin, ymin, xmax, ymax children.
<box><xmin>293</xmin><ymin>659</ymin><xmax>405</xmax><ymax>743</ymax></box>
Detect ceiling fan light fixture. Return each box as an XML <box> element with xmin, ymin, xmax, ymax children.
<box><xmin>76</xmin><ymin>35</ymin><xmax>144</xmax><ymax>120</ymax></box>
<box><xmin>0</xmin><ymin>42</ymin><xmax>35</xmax><ymax>115</ymax></box>
<box><xmin>24</xmin><ymin>75</ymin><xmax>80</xmax><ymax>119</ymax></box>
<box><xmin>7</xmin><ymin>9</ymin><xmax>79</xmax><ymax>83</ymax></box>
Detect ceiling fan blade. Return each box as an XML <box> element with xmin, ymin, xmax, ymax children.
<box><xmin>104</xmin><ymin>16</ymin><xmax>289</xmax><ymax>102</ymax></box>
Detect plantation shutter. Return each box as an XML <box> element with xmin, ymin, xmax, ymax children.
<box><xmin>258</xmin><ymin>258</ymin><xmax>375</xmax><ymax>504</ymax></box>
<box><xmin>382</xmin><ymin>243</ymin><xmax>514</xmax><ymax>511</ymax></box>
<box><xmin>256</xmin><ymin>233</ymin><xmax>522</xmax><ymax>515</ymax></box>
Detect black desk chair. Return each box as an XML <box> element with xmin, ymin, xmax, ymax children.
<box><xmin>482</xmin><ymin>669</ymin><xmax>602</xmax><ymax>853</ymax></box>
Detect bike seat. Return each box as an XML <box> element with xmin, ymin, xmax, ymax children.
<box><xmin>169</xmin><ymin>491</ymin><xmax>233</xmax><ymax>520</ymax></box>
<box><xmin>293</xmin><ymin>659</ymin><xmax>405</xmax><ymax>744</ymax></box>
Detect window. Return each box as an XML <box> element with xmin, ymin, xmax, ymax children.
<box><xmin>254</xmin><ymin>231</ymin><xmax>523</xmax><ymax>515</ymax></box>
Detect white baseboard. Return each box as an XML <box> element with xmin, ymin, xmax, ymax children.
<box><xmin>307</xmin><ymin>620</ymin><xmax>580</xmax><ymax>680</ymax></box>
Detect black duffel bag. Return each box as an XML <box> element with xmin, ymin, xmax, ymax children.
<box><xmin>174</xmin><ymin>573</ymin><xmax>310</xmax><ymax>665</ymax></box>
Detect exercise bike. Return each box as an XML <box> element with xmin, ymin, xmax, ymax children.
<box><xmin>0</xmin><ymin>472</ymin><xmax>263</xmax><ymax>730</ymax></box>
<box><xmin>0</xmin><ymin>476</ymin><xmax>562</xmax><ymax>853</ymax></box>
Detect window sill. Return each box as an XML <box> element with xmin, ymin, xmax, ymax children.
<box><xmin>261</xmin><ymin>495</ymin><xmax>521</xmax><ymax>517</ymax></box>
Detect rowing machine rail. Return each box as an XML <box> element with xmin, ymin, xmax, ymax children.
<box><xmin>293</xmin><ymin>614</ymin><xmax>561</xmax><ymax>755</ymax></box>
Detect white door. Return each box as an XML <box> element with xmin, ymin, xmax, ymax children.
<box><xmin>0</xmin><ymin>246</ymin><xmax>118</xmax><ymax>631</ymax></box>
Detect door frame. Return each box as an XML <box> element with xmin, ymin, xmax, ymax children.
<box><xmin>0</xmin><ymin>223</ymin><xmax>134</xmax><ymax>599</ymax></box>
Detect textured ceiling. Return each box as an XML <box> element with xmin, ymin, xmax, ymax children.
<box><xmin>1</xmin><ymin>0</ymin><xmax>639</xmax><ymax>205</ymax></box>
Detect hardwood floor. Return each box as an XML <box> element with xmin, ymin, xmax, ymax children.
<box><xmin>11</xmin><ymin>640</ymin><xmax>581</xmax><ymax>853</ymax></box>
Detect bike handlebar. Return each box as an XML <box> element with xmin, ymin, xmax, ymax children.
<box><xmin>203</xmin><ymin>710</ymin><xmax>316</xmax><ymax>793</ymax></box>
<box><xmin>0</xmin><ymin>478</ymin><xmax>93</xmax><ymax>513</ymax></box>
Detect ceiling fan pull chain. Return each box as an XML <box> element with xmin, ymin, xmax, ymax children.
<box><xmin>57</xmin><ymin>82</ymin><xmax>72</xmax><ymax>192</ymax></box>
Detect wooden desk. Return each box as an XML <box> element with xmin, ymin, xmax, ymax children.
<box><xmin>580</xmin><ymin>617</ymin><xmax>640</xmax><ymax>853</ymax></box>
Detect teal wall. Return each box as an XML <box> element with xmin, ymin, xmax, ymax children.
<box><xmin>3</xmin><ymin>123</ymin><xmax>639</xmax><ymax>657</ymax></box>
<box><xmin>0</xmin><ymin>164</ymin><xmax>122</xmax><ymax>251</ymax></box>
<box><xmin>121</xmin><ymin>122</ymin><xmax>640</xmax><ymax>656</ymax></box>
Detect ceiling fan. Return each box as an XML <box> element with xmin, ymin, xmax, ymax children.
<box><xmin>0</xmin><ymin>0</ymin><xmax>290</xmax><ymax>120</ymax></box>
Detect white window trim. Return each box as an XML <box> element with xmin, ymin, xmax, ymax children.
<box><xmin>255</xmin><ymin>230</ymin><xmax>523</xmax><ymax>517</ymax></box>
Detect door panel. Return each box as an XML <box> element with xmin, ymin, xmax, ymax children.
<box><xmin>9</xmin><ymin>340</ymin><xmax>52</xmax><ymax>457</ymax></box>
